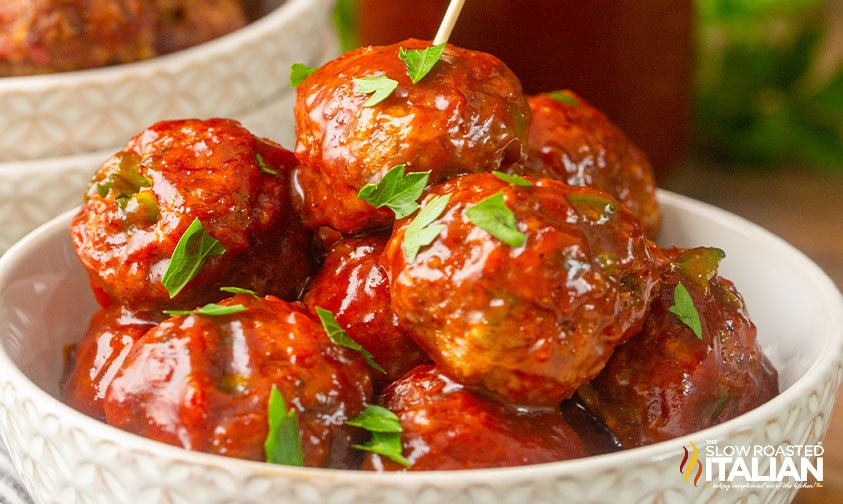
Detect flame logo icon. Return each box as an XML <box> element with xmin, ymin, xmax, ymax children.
<box><xmin>680</xmin><ymin>441</ymin><xmax>703</xmax><ymax>486</ymax></box>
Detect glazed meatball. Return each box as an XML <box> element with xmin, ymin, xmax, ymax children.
<box><xmin>518</xmin><ymin>91</ymin><xmax>661</xmax><ymax>237</ymax></box>
<box><xmin>0</xmin><ymin>0</ymin><xmax>246</xmax><ymax>76</ymax></box>
<box><xmin>293</xmin><ymin>38</ymin><xmax>530</xmax><ymax>233</ymax></box>
<box><xmin>577</xmin><ymin>247</ymin><xmax>779</xmax><ymax>447</ymax></box>
<box><xmin>103</xmin><ymin>294</ymin><xmax>373</xmax><ymax>467</ymax></box>
<box><xmin>362</xmin><ymin>365</ymin><xmax>588</xmax><ymax>471</ymax></box>
<box><xmin>301</xmin><ymin>233</ymin><xmax>430</xmax><ymax>392</ymax></box>
<box><xmin>0</xmin><ymin>0</ymin><xmax>158</xmax><ymax>76</ymax></box>
<box><xmin>71</xmin><ymin>118</ymin><xmax>315</xmax><ymax>312</ymax></box>
<box><xmin>383</xmin><ymin>173</ymin><xmax>660</xmax><ymax>406</ymax></box>
<box><xmin>61</xmin><ymin>304</ymin><xmax>161</xmax><ymax>421</ymax></box>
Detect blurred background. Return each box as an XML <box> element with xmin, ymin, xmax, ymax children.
<box><xmin>333</xmin><ymin>0</ymin><xmax>843</xmax><ymax>177</ymax></box>
<box><xmin>332</xmin><ymin>1</ymin><xmax>841</xmax><ymax>501</ymax></box>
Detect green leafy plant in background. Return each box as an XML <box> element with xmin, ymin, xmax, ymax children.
<box><xmin>332</xmin><ymin>0</ymin><xmax>843</xmax><ymax>170</ymax></box>
<box><xmin>694</xmin><ymin>0</ymin><xmax>843</xmax><ymax>170</ymax></box>
<box><xmin>333</xmin><ymin>0</ymin><xmax>359</xmax><ymax>51</ymax></box>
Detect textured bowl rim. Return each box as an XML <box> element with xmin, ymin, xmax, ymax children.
<box><xmin>0</xmin><ymin>0</ymin><xmax>321</xmax><ymax>92</ymax></box>
<box><xmin>1</xmin><ymin>190</ymin><xmax>842</xmax><ymax>489</ymax></box>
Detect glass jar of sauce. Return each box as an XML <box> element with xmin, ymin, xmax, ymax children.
<box><xmin>355</xmin><ymin>0</ymin><xmax>694</xmax><ymax>179</ymax></box>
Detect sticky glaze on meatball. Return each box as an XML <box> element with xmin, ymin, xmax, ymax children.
<box><xmin>293</xmin><ymin>38</ymin><xmax>530</xmax><ymax>233</ymax></box>
<box><xmin>301</xmin><ymin>232</ymin><xmax>430</xmax><ymax>392</ymax></box>
<box><xmin>577</xmin><ymin>247</ymin><xmax>779</xmax><ymax>447</ymax></box>
<box><xmin>61</xmin><ymin>304</ymin><xmax>161</xmax><ymax>421</ymax></box>
<box><xmin>383</xmin><ymin>173</ymin><xmax>660</xmax><ymax>407</ymax></box>
<box><xmin>518</xmin><ymin>91</ymin><xmax>661</xmax><ymax>237</ymax></box>
<box><xmin>362</xmin><ymin>364</ymin><xmax>588</xmax><ymax>471</ymax></box>
<box><xmin>71</xmin><ymin>118</ymin><xmax>315</xmax><ymax>312</ymax></box>
<box><xmin>0</xmin><ymin>0</ymin><xmax>247</xmax><ymax>76</ymax></box>
<box><xmin>103</xmin><ymin>294</ymin><xmax>373</xmax><ymax>467</ymax></box>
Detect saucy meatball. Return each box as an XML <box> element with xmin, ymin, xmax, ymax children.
<box><xmin>61</xmin><ymin>304</ymin><xmax>161</xmax><ymax>421</ymax></box>
<box><xmin>577</xmin><ymin>247</ymin><xmax>779</xmax><ymax>447</ymax></box>
<box><xmin>383</xmin><ymin>173</ymin><xmax>660</xmax><ymax>406</ymax></box>
<box><xmin>293</xmin><ymin>38</ymin><xmax>530</xmax><ymax>233</ymax></box>
<box><xmin>362</xmin><ymin>364</ymin><xmax>588</xmax><ymax>471</ymax></box>
<box><xmin>300</xmin><ymin>233</ymin><xmax>430</xmax><ymax>392</ymax></box>
<box><xmin>0</xmin><ymin>0</ymin><xmax>246</xmax><ymax>76</ymax></box>
<box><xmin>103</xmin><ymin>294</ymin><xmax>373</xmax><ymax>467</ymax></box>
<box><xmin>71</xmin><ymin>118</ymin><xmax>315</xmax><ymax>312</ymax></box>
<box><xmin>519</xmin><ymin>91</ymin><xmax>661</xmax><ymax>237</ymax></box>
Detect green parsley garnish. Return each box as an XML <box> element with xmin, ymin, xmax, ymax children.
<box><xmin>161</xmin><ymin>218</ymin><xmax>226</xmax><ymax>298</ymax></box>
<box><xmin>566</xmin><ymin>192</ymin><xmax>619</xmax><ymax>223</ymax></box>
<box><xmin>94</xmin><ymin>152</ymin><xmax>159</xmax><ymax>222</ymax></box>
<box><xmin>96</xmin><ymin>151</ymin><xmax>148</xmax><ymax>200</ymax></box>
<box><xmin>347</xmin><ymin>405</ymin><xmax>411</xmax><ymax>467</ymax></box>
<box><xmin>220</xmin><ymin>286</ymin><xmax>259</xmax><ymax>297</ymax></box>
<box><xmin>255</xmin><ymin>153</ymin><xmax>277</xmax><ymax>175</ymax></box>
<box><xmin>465</xmin><ymin>192</ymin><xmax>525</xmax><ymax>247</ymax></box>
<box><xmin>264</xmin><ymin>384</ymin><xmax>304</xmax><ymax>466</ymax></box>
<box><xmin>316</xmin><ymin>307</ymin><xmax>386</xmax><ymax>374</ymax></box>
<box><xmin>403</xmin><ymin>193</ymin><xmax>451</xmax><ymax>263</ymax></box>
<box><xmin>162</xmin><ymin>303</ymin><xmax>248</xmax><ymax>317</ymax></box>
<box><xmin>398</xmin><ymin>43</ymin><xmax>446</xmax><ymax>84</ymax></box>
<box><xmin>668</xmin><ymin>282</ymin><xmax>703</xmax><ymax>340</ymax></box>
<box><xmin>289</xmin><ymin>63</ymin><xmax>317</xmax><ymax>88</ymax></box>
<box><xmin>675</xmin><ymin>247</ymin><xmax>726</xmax><ymax>290</ymax></box>
<box><xmin>357</xmin><ymin>164</ymin><xmax>430</xmax><ymax>219</ymax></box>
<box><xmin>492</xmin><ymin>170</ymin><xmax>534</xmax><ymax>187</ymax></box>
<box><xmin>548</xmin><ymin>90</ymin><xmax>580</xmax><ymax>107</ymax></box>
<box><xmin>354</xmin><ymin>75</ymin><xmax>399</xmax><ymax>107</ymax></box>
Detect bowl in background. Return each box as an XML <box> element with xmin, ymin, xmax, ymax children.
<box><xmin>0</xmin><ymin>191</ymin><xmax>841</xmax><ymax>504</ymax></box>
<box><xmin>0</xmin><ymin>0</ymin><xmax>337</xmax><ymax>163</ymax></box>
<box><xmin>0</xmin><ymin>56</ymin><xmax>329</xmax><ymax>255</ymax></box>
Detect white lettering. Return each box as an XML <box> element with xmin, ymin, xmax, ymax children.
<box><xmin>801</xmin><ymin>457</ymin><xmax>823</xmax><ymax>482</ymax></box>
<box><xmin>777</xmin><ymin>458</ymin><xmax>801</xmax><ymax>481</ymax></box>
<box><xmin>727</xmin><ymin>458</ymin><xmax>751</xmax><ymax>481</ymax></box>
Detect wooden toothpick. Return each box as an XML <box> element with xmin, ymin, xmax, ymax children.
<box><xmin>433</xmin><ymin>0</ymin><xmax>466</xmax><ymax>45</ymax></box>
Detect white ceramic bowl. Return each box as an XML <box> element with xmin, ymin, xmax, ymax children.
<box><xmin>1</xmin><ymin>191</ymin><xmax>841</xmax><ymax>504</ymax></box>
<box><xmin>0</xmin><ymin>0</ymin><xmax>336</xmax><ymax>162</ymax></box>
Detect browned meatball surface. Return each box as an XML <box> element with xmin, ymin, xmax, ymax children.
<box><xmin>0</xmin><ymin>0</ymin><xmax>246</xmax><ymax>76</ymax></box>
<box><xmin>293</xmin><ymin>38</ymin><xmax>530</xmax><ymax>233</ymax></box>
<box><xmin>519</xmin><ymin>91</ymin><xmax>662</xmax><ymax>237</ymax></box>
<box><xmin>383</xmin><ymin>173</ymin><xmax>660</xmax><ymax>407</ymax></box>
<box><xmin>71</xmin><ymin>118</ymin><xmax>314</xmax><ymax>312</ymax></box>
<box><xmin>61</xmin><ymin>304</ymin><xmax>161</xmax><ymax>421</ymax></box>
<box><xmin>578</xmin><ymin>247</ymin><xmax>779</xmax><ymax>448</ymax></box>
<box><xmin>301</xmin><ymin>233</ymin><xmax>430</xmax><ymax>392</ymax></box>
<box><xmin>0</xmin><ymin>0</ymin><xmax>158</xmax><ymax>76</ymax></box>
<box><xmin>154</xmin><ymin>0</ymin><xmax>246</xmax><ymax>54</ymax></box>
<box><xmin>362</xmin><ymin>365</ymin><xmax>588</xmax><ymax>471</ymax></box>
<box><xmin>103</xmin><ymin>294</ymin><xmax>373</xmax><ymax>467</ymax></box>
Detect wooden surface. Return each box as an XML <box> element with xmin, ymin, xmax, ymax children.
<box><xmin>662</xmin><ymin>158</ymin><xmax>843</xmax><ymax>503</ymax></box>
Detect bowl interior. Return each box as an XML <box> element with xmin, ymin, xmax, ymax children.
<box><xmin>0</xmin><ymin>190</ymin><xmax>842</xmax><ymax>479</ymax></box>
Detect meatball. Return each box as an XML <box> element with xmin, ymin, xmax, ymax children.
<box><xmin>383</xmin><ymin>173</ymin><xmax>660</xmax><ymax>406</ymax></box>
<box><xmin>301</xmin><ymin>232</ymin><xmax>430</xmax><ymax>392</ymax></box>
<box><xmin>577</xmin><ymin>247</ymin><xmax>779</xmax><ymax>447</ymax></box>
<box><xmin>154</xmin><ymin>0</ymin><xmax>246</xmax><ymax>55</ymax></box>
<box><xmin>293</xmin><ymin>38</ymin><xmax>530</xmax><ymax>233</ymax></box>
<box><xmin>71</xmin><ymin>118</ymin><xmax>315</xmax><ymax>312</ymax></box>
<box><xmin>103</xmin><ymin>294</ymin><xmax>373</xmax><ymax>467</ymax></box>
<box><xmin>518</xmin><ymin>91</ymin><xmax>661</xmax><ymax>237</ymax></box>
<box><xmin>0</xmin><ymin>0</ymin><xmax>158</xmax><ymax>76</ymax></box>
<box><xmin>0</xmin><ymin>0</ymin><xmax>246</xmax><ymax>76</ymax></box>
<box><xmin>362</xmin><ymin>364</ymin><xmax>588</xmax><ymax>471</ymax></box>
<box><xmin>61</xmin><ymin>304</ymin><xmax>161</xmax><ymax>421</ymax></box>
